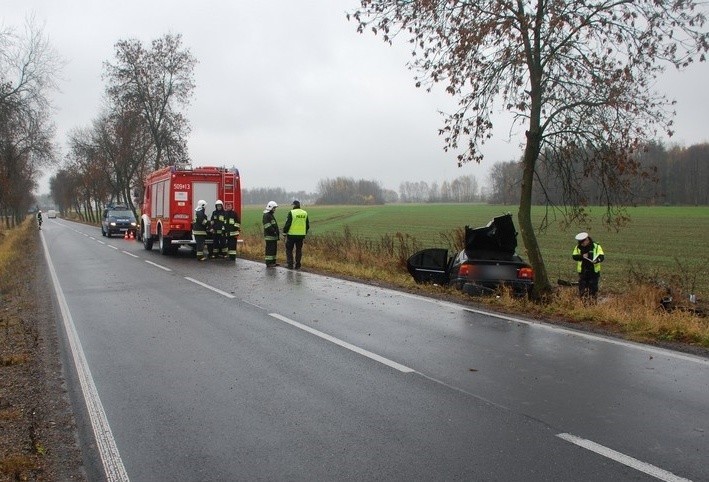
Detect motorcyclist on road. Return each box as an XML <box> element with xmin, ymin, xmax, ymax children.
<box><xmin>37</xmin><ymin>210</ymin><xmax>43</xmax><ymax>229</ymax></box>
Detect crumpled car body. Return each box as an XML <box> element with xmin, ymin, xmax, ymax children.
<box><xmin>407</xmin><ymin>214</ymin><xmax>534</xmax><ymax>297</ymax></box>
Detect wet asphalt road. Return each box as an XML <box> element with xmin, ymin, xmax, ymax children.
<box><xmin>41</xmin><ymin>219</ymin><xmax>708</xmax><ymax>481</ymax></box>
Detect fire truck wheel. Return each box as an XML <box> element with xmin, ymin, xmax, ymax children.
<box><xmin>142</xmin><ymin>224</ymin><xmax>153</xmax><ymax>250</ymax></box>
<box><xmin>159</xmin><ymin>228</ymin><xmax>174</xmax><ymax>255</ymax></box>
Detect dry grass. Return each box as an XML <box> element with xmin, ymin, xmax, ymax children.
<box><xmin>0</xmin><ymin>454</ymin><xmax>37</xmax><ymax>478</ymax></box>
<box><xmin>239</xmin><ymin>230</ymin><xmax>709</xmax><ymax>349</ymax></box>
<box><xmin>0</xmin><ymin>219</ymin><xmax>44</xmax><ymax>479</ymax></box>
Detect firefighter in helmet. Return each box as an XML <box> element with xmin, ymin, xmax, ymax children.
<box><xmin>193</xmin><ymin>200</ymin><xmax>209</xmax><ymax>261</ymax></box>
<box><xmin>262</xmin><ymin>201</ymin><xmax>279</xmax><ymax>267</ymax></box>
<box><xmin>224</xmin><ymin>202</ymin><xmax>241</xmax><ymax>261</ymax></box>
<box><xmin>210</xmin><ymin>200</ymin><xmax>227</xmax><ymax>258</ymax></box>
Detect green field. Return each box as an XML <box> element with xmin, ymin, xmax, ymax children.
<box><xmin>241</xmin><ymin>204</ymin><xmax>709</xmax><ymax>296</ymax></box>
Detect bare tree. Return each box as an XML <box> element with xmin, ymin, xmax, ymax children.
<box><xmin>103</xmin><ymin>33</ymin><xmax>196</xmax><ymax>171</ymax></box>
<box><xmin>91</xmin><ymin>108</ymin><xmax>153</xmax><ymax>214</ymax></box>
<box><xmin>351</xmin><ymin>0</ymin><xmax>708</xmax><ymax>296</ymax></box>
<box><xmin>0</xmin><ymin>17</ymin><xmax>61</xmax><ymax>225</ymax></box>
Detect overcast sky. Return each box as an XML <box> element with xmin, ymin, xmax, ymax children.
<box><xmin>4</xmin><ymin>1</ymin><xmax>708</xmax><ymax>195</ymax></box>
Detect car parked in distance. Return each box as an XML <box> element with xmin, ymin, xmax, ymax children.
<box><xmin>101</xmin><ymin>205</ymin><xmax>137</xmax><ymax>238</ymax></box>
<box><xmin>46</xmin><ymin>209</ymin><xmax>57</xmax><ymax>218</ymax></box>
<box><xmin>407</xmin><ymin>214</ymin><xmax>534</xmax><ymax>297</ymax></box>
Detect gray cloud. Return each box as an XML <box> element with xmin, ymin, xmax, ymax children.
<box><xmin>5</xmin><ymin>0</ymin><xmax>707</xmax><ymax>194</ymax></box>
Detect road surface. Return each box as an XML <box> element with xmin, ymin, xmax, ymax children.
<box><xmin>40</xmin><ymin>218</ymin><xmax>708</xmax><ymax>481</ymax></box>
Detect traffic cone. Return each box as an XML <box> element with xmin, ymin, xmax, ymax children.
<box><xmin>129</xmin><ymin>231</ymin><xmax>134</xmax><ymax>239</ymax></box>
<box><xmin>124</xmin><ymin>231</ymin><xmax>129</xmax><ymax>239</ymax></box>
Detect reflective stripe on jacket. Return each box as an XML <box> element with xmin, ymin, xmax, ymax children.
<box><xmin>225</xmin><ymin>210</ymin><xmax>241</xmax><ymax>236</ymax></box>
<box><xmin>211</xmin><ymin>209</ymin><xmax>226</xmax><ymax>234</ymax></box>
<box><xmin>263</xmin><ymin>212</ymin><xmax>279</xmax><ymax>241</ymax></box>
<box><xmin>192</xmin><ymin>209</ymin><xmax>209</xmax><ymax>236</ymax></box>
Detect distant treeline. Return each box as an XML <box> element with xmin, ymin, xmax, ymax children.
<box><xmin>241</xmin><ymin>187</ymin><xmax>316</xmax><ymax>207</ymax></box>
<box><xmin>244</xmin><ymin>142</ymin><xmax>708</xmax><ymax>207</ymax></box>
<box><xmin>488</xmin><ymin>142</ymin><xmax>709</xmax><ymax>206</ymax></box>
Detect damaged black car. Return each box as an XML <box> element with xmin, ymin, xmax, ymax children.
<box><xmin>406</xmin><ymin>214</ymin><xmax>534</xmax><ymax>297</ymax></box>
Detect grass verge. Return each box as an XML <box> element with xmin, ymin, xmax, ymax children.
<box><xmin>0</xmin><ymin>219</ymin><xmax>45</xmax><ymax>480</ymax></box>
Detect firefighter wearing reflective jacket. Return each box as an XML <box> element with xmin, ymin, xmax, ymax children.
<box><xmin>210</xmin><ymin>200</ymin><xmax>227</xmax><ymax>258</ymax></box>
<box><xmin>193</xmin><ymin>200</ymin><xmax>209</xmax><ymax>261</ymax></box>
<box><xmin>572</xmin><ymin>232</ymin><xmax>605</xmax><ymax>301</ymax></box>
<box><xmin>224</xmin><ymin>202</ymin><xmax>241</xmax><ymax>260</ymax></box>
<box><xmin>262</xmin><ymin>201</ymin><xmax>279</xmax><ymax>267</ymax></box>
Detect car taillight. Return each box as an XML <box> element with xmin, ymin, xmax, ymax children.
<box><xmin>458</xmin><ymin>265</ymin><xmax>472</xmax><ymax>276</ymax></box>
<box><xmin>517</xmin><ymin>267</ymin><xmax>534</xmax><ymax>279</ymax></box>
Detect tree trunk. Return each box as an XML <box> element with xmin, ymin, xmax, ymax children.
<box><xmin>518</xmin><ymin>130</ymin><xmax>552</xmax><ymax>299</ymax></box>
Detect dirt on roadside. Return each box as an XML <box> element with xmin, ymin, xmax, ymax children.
<box><xmin>0</xmin><ymin>229</ymin><xmax>86</xmax><ymax>481</ymax></box>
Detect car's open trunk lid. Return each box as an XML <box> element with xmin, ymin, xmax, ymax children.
<box><xmin>465</xmin><ymin>213</ymin><xmax>518</xmax><ymax>257</ymax></box>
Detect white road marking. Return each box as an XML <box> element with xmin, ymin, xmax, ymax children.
<box><xmin>40</xmin><ymin>234</ymin><xmax>130</xmax><ymax>482</ymax></box>
<box><xmin>184</xmin><ymin>277</ymin><xmax>235</xmax><ymax>298</ymax></box>
<box><xmin>108</xmin><ymin>245</ymin><xmax>118</xmax><ymax>250</ymax></box>
<box><xmin>144</xmin><ymin>260</ymin><xmax>171</xmax><ymax>271</ymax></box>
<box><xmin>122</xmin><ymin>251</ymin><xmax>140</xmax><ymax>258</ymax></box>
<box><xmin>557</xmin><ymin>433</ymin><xmax>691</xmax><ymax>482</ymax></box>
<box><xmin>241</xmin><ymin>300</ymin><xmax>266</xmax><ymax>310</ymax></box>
<box><xmin>97</xmin><ymin>240</ymin><xmax>105</xmax><ymax>245</ymax></box>
<box><xmin>269</xmin><ymin>313</ymin><xmax>416</xmax><ymax>373</ymax></box>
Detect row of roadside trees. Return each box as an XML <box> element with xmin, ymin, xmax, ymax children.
<box><xmin>0</xmin><ymin>19</ymin><xmax>61</xmax><ymax>227</ymax></box>
<box><xmin>49</xmin><ymin>33</ymin><xmax>196</xmax><ymax>223</ymax></box>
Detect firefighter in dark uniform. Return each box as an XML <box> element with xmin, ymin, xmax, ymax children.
<box><xmin>283</xmin><ymin>200</ymin><xmax>309</xmax><ymax>269</ymax></box>
<box><xmin>210</xmin><ymin>200</ymin><xmax>227</xmax><ymax>258</ymax></box>
<box><xmin>262</xmin><ymin>201</ymin><xmax>279</xmax><ymax>267</ymax></box>
<box><xmin>224</xmin><ymin>201</ymin><xmax>241</xmax><ymax>260</ymax></box>
<box><xmin>193</xmin><ymin>200</ymin><xmax>209</xmax><ymax>261</ymax></box>
<box><xmin>572</xmin><ymin>232</ymin><xmax>605</xmax><ymax>301</ymax></box>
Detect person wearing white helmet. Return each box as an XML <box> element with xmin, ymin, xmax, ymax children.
<box><xmin>262</xmin><ymin>201</ymin><xmax>280</xmax><ymax>267</ymax></box>
<box><xmin>210</xmin><ymin>199</ymin><xmax>227</xmax><ymax>258</ymax></box>
<box><xmin>192</xmin><ymin>200</ymin><xmax>209</xmax><ymax>261</ymax></box>
<box><xmin>572</xmin><ymin>232</ymin><xmax>605</xmax><ymax>301</ymax></box>
<box><xmin>36</xmin><ymin>210</ymin><xmax>43</xmax><ymax>230</ymax></box>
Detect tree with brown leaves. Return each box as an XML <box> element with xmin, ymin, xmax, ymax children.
<box><xmin>351</xmin><ymin>0</ymin><xmax>708</xmax><ymax>297</ymax></box>
<box><xmin>103</xmin><ymin>33</ymin><xmax>196</xmax><ymax>171</ymax></box>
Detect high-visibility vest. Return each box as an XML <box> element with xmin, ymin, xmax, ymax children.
<box><xmin>573</xmin><ymin>243</ymin><xmax>604</xmax><ymax>273</ymax></box>
<box><xmin>288</xmin><ymin>208</ymin><xmax>308</xmax><ymax>236</ymax></box>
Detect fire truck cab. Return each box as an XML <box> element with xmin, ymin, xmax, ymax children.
<box><xmin>140</xmin><ymin>164</ymin><xmax>242</xmax><ymax>255</ymax></box>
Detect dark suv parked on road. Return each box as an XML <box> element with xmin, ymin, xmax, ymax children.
<box><xmin>101</xmin><ymin>205</ymin><xmax>137</xmax><ymax>238</ymax></box>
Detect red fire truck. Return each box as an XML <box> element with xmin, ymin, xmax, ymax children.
<box><xmin>139</xmin><ymin>164</ymin><xmax>242</xmax><ymax>255</ymax></box>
